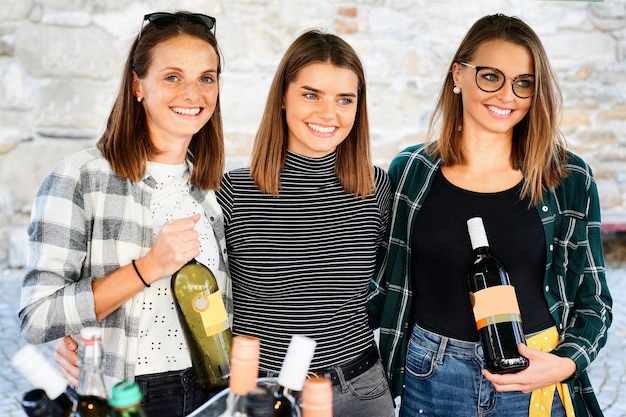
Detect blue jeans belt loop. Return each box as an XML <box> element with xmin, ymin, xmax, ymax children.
<box><xmin>436</xmin><ymin>335</ymin><xmax>448</xmax><ymax>364</ymax></box>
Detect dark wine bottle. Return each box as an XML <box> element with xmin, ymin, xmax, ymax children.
<box><xmin>301</xmin><ymin>377</ymin><xmax>332</xmax><ymax>417</ymax></box>
<box><xmin>467</xmin><ymin>217</ymin><xmax>529</xmax><ymax>374</ymax></box>
<box><xmin>246</xmin><ymin>386</ymin><xmax>274</xmax><ymax>417</ymax></box>
<box><xmin>75</xmin><ymin>327</ymin><xmax>112</xmax><ymax>417</ymax></box>
<box><xmin>171</xmin><ymin>258</ymin><xmax>233</xmax><ymax>391</ymax></box>
<box><xmin>20</xmin><ymin>389</ymin><xmax>67</xmax><ymax>417</ymax></box>
<box><xmin>272</xmin><ymin>335</ymin><xmax>317</xmax><ymax>417</ymax></box>
<box><xmin>12</xmin><ymin>344</ymin><xmax>75</xmax><ymax>417</ymax></box>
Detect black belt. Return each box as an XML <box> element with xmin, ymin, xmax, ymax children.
<box><xmin>316</xmin><ymin>344</ymin><xmax>380</xmax><ymax>386</ymax></box>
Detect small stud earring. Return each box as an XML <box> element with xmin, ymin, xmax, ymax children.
<box><xmin>453</xmin><ymin>86</ymin><xmax>461</xmax><ymax>95</ymax></box>
<box><xmin>137</xmin><ymin>97</ymin><xmax>143</xmax><ymax>103</ymax></box>
<box><xmin>281</xmin><ymin>105</ymin><xmax>285</xmax><ymax>110</ymax></box>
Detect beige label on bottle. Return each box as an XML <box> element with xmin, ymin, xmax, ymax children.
<box><xmin>192</xmin><ymin>291</ymin><xmax>229</xmax><ymax>337</ymax></box>
<box><xmin>470</xmin><ymin>286</ymin><xmax>522</xmax><ymax>330</ymax></box>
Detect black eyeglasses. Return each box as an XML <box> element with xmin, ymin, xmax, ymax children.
<box><xmin>459</xmin><ymin>62</ymin><xmax>535</xmax><ymax>99</ymax></box>
<box><xmin>139</xmin><ymin>12</ymin><xmax>217</xmax><ymax>40</ymax></box>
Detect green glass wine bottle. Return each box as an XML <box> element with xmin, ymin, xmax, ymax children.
<box><xmin>171</xmin><ymin>258</ymin><xmax>233</xmax><ymax>391</ymax></box>
<box><xmin>109</xmin><ymin>379</ymin><xmax>146</xmax><ymax>417</ymax></box>
<box><xmin>467</xmin><ymin>217</ymin><xmax>529</xmax><ymax>374</ymax></box>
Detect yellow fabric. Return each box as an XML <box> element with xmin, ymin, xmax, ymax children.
<box><xmin>527</xmin><ymin>327</ymin><xmax>575</xmax><ymax>417</ymax></box>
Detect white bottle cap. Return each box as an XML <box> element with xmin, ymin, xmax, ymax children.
<box><xmin>11</xmin><ymin>344</ymin><xmax>68</xmax><ymax>400</ymax></box>
<box><xmin>277</xmin><ymin>335</ymin><xmax>317</xmax><ymax>391</ymax></box>
<box><xmin>467</xmin><ymin>217</ymin><xmax>489</xmax><ymax>250</ymax></box>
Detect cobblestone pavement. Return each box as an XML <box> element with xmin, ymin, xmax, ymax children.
<box><xmin>1</xmin><ymin>266</ymin><xmax>625</xmax><ymax>417</ymax></box>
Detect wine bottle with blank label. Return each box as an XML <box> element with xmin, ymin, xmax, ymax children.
<box><xmin>467</xmin><ymin>217</ymin><xmax>529</xmax><ymax>374</ymax></box>
<box><xmin>171</xmin><ymin>258</ymin><xmax>233</xmax><ymax>391</ymax></box>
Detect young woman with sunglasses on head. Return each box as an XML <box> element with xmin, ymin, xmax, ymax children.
<box><xmin>19</xmin><ymin>11</ymin><xmax>230</xmax><ymax>416</ymax></box>
<box><xmin>216</xmin><ymin>30</ymin><xmax>396</xmax><ymax>417</ymax></box>
<box><xmin>368</xmin><ymin>14</ymin><xmax>612</xmax><ymax>417</ymax></box>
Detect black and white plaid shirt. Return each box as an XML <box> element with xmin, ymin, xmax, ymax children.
<box><xmin>18</xmin><ymin>147</ymin><xmax>231</xmax><ymax>387</ymax></box>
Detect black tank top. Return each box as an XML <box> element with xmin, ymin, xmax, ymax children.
<box><xmin>411</xmin><ymin>170</ymin><xmax>554</xmax><ymax>341</ymax></box>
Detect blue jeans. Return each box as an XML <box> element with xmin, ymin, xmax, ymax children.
<box><xmin>400</xmin><ymin>324</ymin><xmax>567</xmax><ymax>417</ymax></box>
<box><xmin>135</xmin><ymin>367</ymin><xmax>217</xmax><ymax>416</ymax></box>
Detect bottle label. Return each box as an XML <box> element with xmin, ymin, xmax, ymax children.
<box><xmin>192</xmin><ymin>291</ymin><xmax>230</xmax><ymax>337</ymax></box>
<box><xmin>470</xmin><ymin>286</ymin><xmax>522</xmax><ymax>330</ymax></box>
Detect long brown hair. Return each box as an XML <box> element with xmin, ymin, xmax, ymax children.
<box><xmin>97</xmin><ymin>11</ymin><xmax>224</xmax><ymax>190</ymax></box>
<box><xmin>427</xmin><ymin>13</ymin><xmax>567</xmax><ymax>205</ymax></box>
<box><xmin>250</xmin><ymin>29</ymin><xmax>374</xmax><ymax>198</ymax></box>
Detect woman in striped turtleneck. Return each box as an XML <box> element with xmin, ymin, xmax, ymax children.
<box><xmin>217</xmin><ymin>29</ymin><xmax>396</xmax><ymax>417</ymax></box>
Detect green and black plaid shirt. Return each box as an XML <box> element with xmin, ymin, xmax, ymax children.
<box><xmin>368</xmin><ymin>143</ymin><xmax>612</xmax><ymax>417</ymax></box>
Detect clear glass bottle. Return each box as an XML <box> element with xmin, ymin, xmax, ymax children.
<box><xmin>109</xmin><ymin>379</ymin><xmax>146</xmax><ymax>417</ymax></box>
<box><xmin>75</xmin><ymin>327</ymin><xmax>112</xmax><ymax>417</ymax></box>
<box><xmin>172</xmin><ymin>258</ymin><xmax>233</xmax><ymax>391</ymax></box>
<box><xmin>12</xmin><ymin>344</ymin><xmax>75</xmax><ymax>417</ymax></box>
<box><xmin>272</xmin><ymin>335</ymin><xmax>317</xmax><ymax>417</ymax></box>
<box><xmin>467</xmin><ymin>217</ymin><xmax>529</xmax><ymax>374</ymax></box>
<box><xmin>301</xmin><ymin>377</ymin><xmax>333</xmax><ymax>417</ymax></box>
<box><xmin>218</xmin><ymin>335</ymin><xmax>261</xmax><ymax>417</ymax></box>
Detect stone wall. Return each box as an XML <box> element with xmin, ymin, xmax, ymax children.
<box><xmin>1</xmin><ymin>0</ymin><xmax>625</xmax><ymax>267</ymax></box>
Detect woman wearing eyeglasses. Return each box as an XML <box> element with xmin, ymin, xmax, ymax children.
<box><xmin>368</xmin><ymin>13</ymin><xmax>612</xmax><ymax>417</ymax></box>
<box><xmin>18</xmin><ymin>11</ymin><xmax>229</xmax><ymax>416</ymax></box>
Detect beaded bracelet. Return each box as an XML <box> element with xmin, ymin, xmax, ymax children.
<box><xmin>131</xmin><ymin>259</ymin><xmax>150</xmax><ymax>288</ymax></box>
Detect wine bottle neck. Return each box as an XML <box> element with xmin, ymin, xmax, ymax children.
<box><xmin>467</xmin><ymin>217</ymin><xmax>490</xmax><ymax>250</ymax></box>
<box><xmin>78</xmin><ymin>342</ymin><xmax>108</xmax><ymax>398</ymax></box>
<box><xmin>473</xmin><ymin>246</ymin><xmax>490</xmax><ymax>255</ymax></box>
<box><xmin>276</xmin><ymin>384</ymin><xmax>297</xmax><ymax>397</ymax></box>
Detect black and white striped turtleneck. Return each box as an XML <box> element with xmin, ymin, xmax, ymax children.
<box><xmin>217</xmin><ymin>150</ymin><xmax>391</xmax><ymax>373</ymax></box>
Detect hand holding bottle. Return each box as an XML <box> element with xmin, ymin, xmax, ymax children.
<box><xmin>92</xmin><ymin>214</ymin><xmax>204</xmax><ymax>321</ymax></box>
<box><xmin>55</xmin><ymin>335</ymin><xmax>80</xmax><ymax>386</ymax></box>
<box><xmin>482</xmin><ymin>343</ymin><xmax>576</xmax><ymax>393</ymax></box>
<box><xmin>137</xmin><ymin>213</ymin><xmax>202</xmax><ymax>285</ymax></box>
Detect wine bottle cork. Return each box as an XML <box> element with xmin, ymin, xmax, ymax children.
<box><xmin>229</xmin><ymin>335</ymin><xmax>261</xmax><ymax>395</ymax></box>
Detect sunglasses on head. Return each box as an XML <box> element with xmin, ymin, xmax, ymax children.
<box><xmin>139</xmin><ymin>12</ymin><xmax>217</xmax><ymax>40</ymax></box>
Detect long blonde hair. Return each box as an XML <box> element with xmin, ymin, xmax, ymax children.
<box><xmin>427</xmin><ymin>14</ymin><xmax>568</xmax><ymax>205</ymax></box>
<box><xmin>250</xmin><ymin>29</ymin><xmax>374</xmax><ymax>198</ymax></box>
